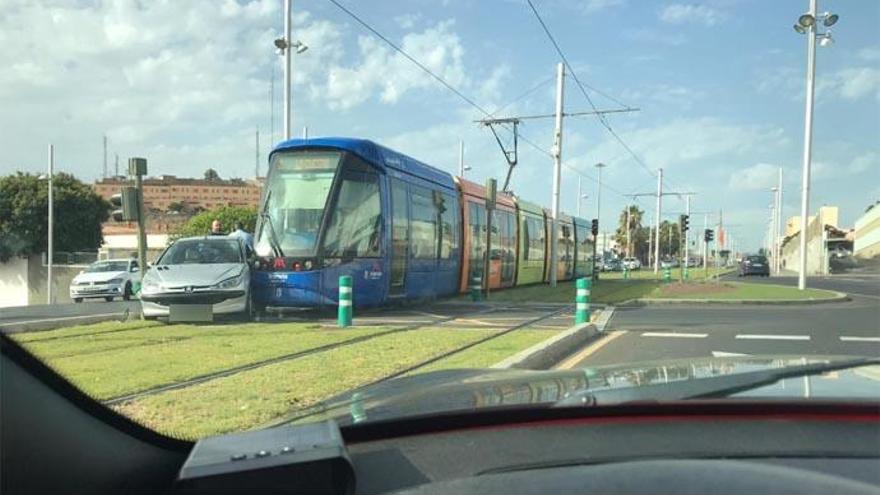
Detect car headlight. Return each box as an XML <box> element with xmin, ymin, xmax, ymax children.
<box><xmin>107</xmin><ymin>278</ymin><xmax>124</xmax><ymax>285</ymax></box>
<box><xmin>142</xmin><ymin>278</ymin><xmax>160</xmax><ymax>293</ymax></box>
<box><xmin>214</xmin><ymin>273</ymin><xmax>244</xmax><ymax>290</ymax></box>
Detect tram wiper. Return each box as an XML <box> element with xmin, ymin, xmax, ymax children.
<box><xmin>259</xmin><ymin>191</ymin><xmax>285</xmax><ymax>258</ymax></box>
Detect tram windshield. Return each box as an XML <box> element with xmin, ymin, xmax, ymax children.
<box><xmin>255</xmin><ymin>150</ymin><xmax>342</xmax><ymax>257</ymax></box>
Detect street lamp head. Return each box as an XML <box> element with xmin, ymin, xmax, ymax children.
<box><xmin>818</xmin><ymin>31</ymin><xmax>834</xmax><ymax>47</ymax></box>
<box><xmin>823</xmin><ymin>12</ymin><xmax>839</xmax><ymax>27</ymax></box>
<box><xmin>463</xmin><ymin>165</ymin><xmax>472</xmax><ymax>171</ymax></box>
<box><xmin>38</xmin><ymin>174</ymin><xmax>48</xmax><ymax>180</ymax></box>
<box><xmin>594</xmin><ymin>162</ymin><xmax>606</xmax><ymax>169</ymax></box>
<box><xmin>798</xmin><ymin>13</ymin><xmax>816</xmax><ymax>28</ymax></box>
<box><xmin>793</xmin><ymin>23</ymin><xmax>806</xmax><ymax>34</ymax></box>
<box><xmin>273</xmin><ymin>38</ymin><xmax>288</xmax><ymax>50</ymax></box>
<box><xmin>292</xmin><ymin>41</ymin><xmax>309</xmax><ymax>54</ymax></box>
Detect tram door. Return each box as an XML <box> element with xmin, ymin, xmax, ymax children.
<box><xmin>389</xmin><ymin>178</ymin><xmax>408</xmax><ymax>297</ymax></box>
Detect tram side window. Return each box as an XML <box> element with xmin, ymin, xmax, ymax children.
<box><xmin>469</xmin><ymin>202</ymin><xmax>486</xmax><ymax>266</ymax></box>
<box><xmin>529</xmin><ymin>217</ymin><xmax>545</xmax><ymax>262</ymax></box>
<box><xmin>410</xmin><ymin>189</ymin><xmax>437</xmax><ymax>259</ymax></box>
<box><xmin>439</xmin><ymin>193</ymin><xmax>458</xmax><ymax>259</ymax></box>
<box><xmin>322</xmin><ymin>171</ymin><xmax>381</xmax><ymax>258</ymax></box>
<box><xmin>521</xmin><ymin>215</ymin><xmax>530</xmax><ymax>261</ymax></box>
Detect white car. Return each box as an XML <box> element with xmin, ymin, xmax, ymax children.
<box><xmin>69</xmin><ymin>259</ymin><xmax>140</xmax><ymax>302</ymax></box>
<box><xmin>140</xmin><ymin>236</ymin><xmax>252</xmax><ymax>319</ymax></box>
<box><xmin>622</xmin><ymin>257</ymin><xmax>641</xmax><ymax>270</ymax></box>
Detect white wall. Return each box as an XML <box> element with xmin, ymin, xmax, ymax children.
<box><xmin>0</xmin><ymin>256</ymin><xmax>29</xmax><ymax>308</ymax></box>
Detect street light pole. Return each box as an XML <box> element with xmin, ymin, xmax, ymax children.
<box><xmin>47</xmin><ymin>144</ymin><xmax>54</xmax><ymax>305</ymax></box>
<box><xmin>796</xmin><ymin>0</ymin><xmax>818</xmax><ymax>290</ymax></box>
<box><xmin>282</xmin><ymin>0</ymin><xmax>292</xmax><ymax>140</ymax></box>
<box><xmin>595</xmin><ymin>162</ymin><xmax>606</xmax><ymax>261</ymax></box>
<box><xmin>549</xmin><ymin>62</ymin><xmax>564</xmax><ymax>287</ymax></box>
<box><xmin>776</xmin><ymin>167</ymin><xmax>784</xmax><ymax>274</ymax></box>
<box><xmin>654</xmin><ymin>168</ymin><xmax>663</xmax><ymax>273</ymax></box>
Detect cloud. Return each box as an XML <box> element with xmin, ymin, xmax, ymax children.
<box><xmin>858</xmin><ymin>47</ymin><xmax>880</xmax><ymax>62</ymax></box>
<box><xmin>589</xmin><ymin>118</ymin><xmax>788</xmax><ymax>174</ymax></box>
<box><xmin>393</xmin><ymin>13</ymin><xmax>421</xmax><ymax>29</ymax></box>
<box><xmin>824</xmin><ymin>67</ymin><xmax>880</xmax><ymax>101</ymax></box>
<box><xmin>659</xmin><ymin>4</ymin><xmax>725</xmax><ymax>27</ymax></box>
<box><xmin>728</xmin><ymin>163</ymin><xmax>782</xmax><ymax>191</ymax></box>
<box><xmin>314</xmin><ymin>21</ymin><xmax>468</xmax><ymax>110</ymax></box>
<box><xmin>849</xmin><ymin>152</ymin><xmax>878</xmax><ymax>175</ymax></box>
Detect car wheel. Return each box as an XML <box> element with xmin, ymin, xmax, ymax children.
<box><xmin>73</xmin><ymin>298</ymin><xmax>83</xmax><ymax>303</ymax></box>
<box><xmin>104</xmin><ymin>296</ymin><xmax>114</xmax><ymax>302</ymax></box>
<box><xmin>122</xmin><ymin>282</ymin><xmax>132</xmax><ymax>301</ymax></box>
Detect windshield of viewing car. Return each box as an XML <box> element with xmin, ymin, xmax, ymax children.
<box><xmin>3</xmin><ymin>1</ymin><xmax>877</xmax><ymax>444</ymax></box>
<box><xmin>84</xmin><ymin>261</ymin><xmax>128</xmax><ymax>273</ymax></box>
<box><xmin>158</xmin><ymin>239</ymin><xmax>242</xmax><ymax>265</ymax></box>
<box><xmin>255</xmin><ymin>151</ymin><xmax>341</xmax><ymax>258</ymax></box>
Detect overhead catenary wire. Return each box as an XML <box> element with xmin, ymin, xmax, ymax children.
<box><xmin>525</xmin><ymin>0</ymin><xmax>659</xmax><ymax>180</ymax></box>
<box><xmin>325</xmin><ymin>0</ymin><xmax>649</xmax><ymax>209</ymax></box>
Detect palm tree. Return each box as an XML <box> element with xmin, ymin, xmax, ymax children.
<box><xmin>615</xmin><ymin>205</ymin><xmax>644</xmax><ymax>257</ymax></box>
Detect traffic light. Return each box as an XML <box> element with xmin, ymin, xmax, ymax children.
<box><xmin>591</xmin><ymin>219</ymin><xmax>599</xmax><ymax>236</ymax></box>
<box><xmin>109</xmin><ymin>193</ymin><xmax>124</xmax><ymax>222</ymax></box>
<box><xmin>120</xmin><ymin>186</ymin><xmax>140</xmax><ymax>222</ymax></box>
<box><xmin>704</xmin><ymin>229</ymin><xmax>714</xmax><ymax>242</ymax></box>
<box><xmin>680</xmin><ymin>214</ymin><xmax>689</xmax><ymax>232</ymax></box>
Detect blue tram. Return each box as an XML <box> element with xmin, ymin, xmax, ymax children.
<box><xmin>251</xmin><ymin>137</ymin><xmax>593</xmax><ymax>309</ymax></box>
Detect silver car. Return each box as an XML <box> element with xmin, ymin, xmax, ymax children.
<box><xmin>140</xmin><ymin>236</ymin><xmax>253</xmax><ymax>319</ymax></box>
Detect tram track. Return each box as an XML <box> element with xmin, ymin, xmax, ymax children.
<box><xmin>263</xmin><ymin>304</ymin><xmax>573</xmax><ymax>427</ymax></box>
<box><xmin>102</xmin><ymin>305</ymin><xmax>506</xmax><ymax>407</ymax></box>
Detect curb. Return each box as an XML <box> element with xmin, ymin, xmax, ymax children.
<box><xmin>625</xmin><ymin>290</ymin><xmax>849</xmax><ymax>306</ymax></box>
<box><xmin>492</xmin><ymin>306</ymin><xmax>614</xmax><ymax>370</ymax></box>
<box><xmin>0</xmin><ymin>312</ymin><xmax>137</xmax><ymax>334</ymax></box>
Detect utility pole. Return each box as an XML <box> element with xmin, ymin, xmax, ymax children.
<box><xmin>703</xmin><ymin>213</ymin><xmax>709</xmax><ymax>270</ymax></box>
<box><xmin>255</xmin><ymin>127</ymin><xmax>260</xmax><ymax>179</ymax></box>
<box><xmin>549</xmin><ymin>62</ymin><xmax>564</xmax><ymax>287</ymax></box>
<box><xmin>47</xmin><ymin>144</ymin><xmax>54</xmax><ymax>305</ymax></box>
<box><xmin>283</xmin><ymin>0</ymin><xmax>292</xmax><ymax>140</ymax></box>
<box><xmin>270</xmin><ymin>63</ymin><xmax>275</xmax><ymax>147</ymax></box>
<box><xmin>595</xmin><ymin>162</ymin><xmax>606</xmax><ymax>263</ymax></box>
<box><xmin>577</xmin><ymin>177</ymin><xmax>582</xmax><ymax>217</ymax></box>
<box><xmin>130</xmin><ymin>158</ymin><xmax>148</xmax><ymax>284</ymax></box>
<box><xmin>626</xmin><ymin>204</ymin><xmax>632</xmax><ymax>258</ymax></box>
<box><xmin>684</xmin><ymin>194</ymin><xmax>692</xmax><ymax>276</ymax></box>
<box><xmin>303</xmin><ymin>126</ymin><xmax>309</xmax><ymax>139</ymax></box>
<box><xmin>114</xmin><ymin>154</ymin><xmax>119</xmax><ymax>177</ymax></box>
<box><xmin>776</xmin><ymin>167</ymin><xmax>784</xmax><ymax>274</ymax></box>
<box><xmin>103</xmin><ymin>134</ymin><xmax>108</xmax><ymax>179</ymax></box>
<box><xmin>654</xmin><ymin>168</ymin><xmax>663</xmax><ymax>273</ymax></box>
<box><xmin>458</xmin><ymin>140</ymin><xmax>470</xmax><ymax>177</ymax></box>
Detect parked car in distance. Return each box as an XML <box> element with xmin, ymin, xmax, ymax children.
<box><xmin>69</xmin><ymin>259</ymin><xmax>140</xmax><ymax>303</ymax></box>
<box><xmin>660</xmin><ymin>258</ymin><xmax>680</xmax><ymax>269</ymax></box>
<box><xmin>140</xmin><ymin>236</ymin><xmax>254</xmax><ymax>319</ymax></box>
<box><xmin>622</xmin><ymin>257</ymin><xmax>641</xmax><ymax>270</ymax></box>
<box><xmin>739</xmin><ymin>254</ymin><xmax>770</xmax><ymax>277</ymax></box>
<box><xmin>602</xmin><ymin>259</ymin><xmax>623</xmax><ymax>272</ymax></box>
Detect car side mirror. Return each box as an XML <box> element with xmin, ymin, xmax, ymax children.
<box><xmin>131</xmin><ymin>267</ymin><xmax>139</xmax><ymax>273</ymax></box>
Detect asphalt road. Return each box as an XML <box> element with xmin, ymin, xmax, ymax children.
<box><xmin>563</xmin><ymin>272</ymin><xmax>879</xmax><ymax>368</ymax></box>
<box><xmin>722</xmin><ymin>272</ymin><xmax>880</xmax><ymax>299</ymax></box>
<box><xmin>0</xmin><ymin>300</ymin><xmax>140</xmax><ymax>332</ymax></box>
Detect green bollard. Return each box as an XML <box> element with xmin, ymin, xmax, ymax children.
<box><xmin>470</xmin><ymin>272</ymin><xmax>483</xmax><ymax>302</ymax></box>
<box><xmin>623</xmin><ymin>266</ymin><xmax>629</xmax><ymax>280</ymax></box>
<box><xmin>684</xmin><ymin>267</ymin><xmax>689</xmax><ymax>280</ymax></box>
<box><xmin>663</xmin><ymin>267</ymin><xmax>671</xmax><ymax>283</ymax></box>
<box><xmin>338</xmin><ymin>275</ymin><xmax>353</xmax><ymax>327</ymax></box>
<box><xmin>575</xmin><ymin>277</ymin><xmax>591</xmax><ymax>325</ymax></box>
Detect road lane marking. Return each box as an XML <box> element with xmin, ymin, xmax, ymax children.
<box><xmin>712</xmin><ymin>351</ymin><xmax>751</xmax><ymax>357</ymax></box>
<box><xmin>555</xmin><ymin>330</ymin><xmax>627</xmax><ymax>369</ymax></box>
<box><xmin>641</xmin><ymin>332</ymin><xmax>708</xmax><ymax>338</ymax></box>
<box><xmin>839</xmin><ymin>336</ymin><xmax>880</xmax><ymax>342</ymax></box>
<box><xmin>735</xmin><ymin>334</ymin><xmax>810</xmax><ymax>341</ymax></box>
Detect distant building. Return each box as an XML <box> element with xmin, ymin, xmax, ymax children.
<box><xmin>94</xmin><ymin>175</ymin><xmax>263</xmax><ymax>213</ymax></box>
<box><xmin>854</xmin><ymin>201</ymin><xmax>880</xmax><ymax>260</ymax></box>
<box><xmin>780</xmin><ymin>206</ymin><xmax>846</xmax><ymax>275</ymax></box>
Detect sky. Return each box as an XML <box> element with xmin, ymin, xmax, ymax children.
<box><xmin>1</xmin><ymin>0</ymin><xmax>878</xmax><ymax>251</ymax></box>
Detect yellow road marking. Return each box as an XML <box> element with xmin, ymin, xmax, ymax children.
<box><xmin>554</xmin><ymin>330</ymin><xmax>628</xmax><ymax>370</ymax></box>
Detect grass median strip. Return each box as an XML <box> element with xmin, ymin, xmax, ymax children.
<box><xmin>115</xmin><ymin>327</ymin><xmax>500</xmax><ymax>439</ymax></box>
<box><xmin>413</xmin><ymin>329</ymin><xmax>562</xmax><ymax>373</ymax></box>
<box><xmin>648</xmin><ymin>281</ymin><xmax>837</xmax><ymax>300</ymax></box>
<box><xmin>21</xmin><ymin>322</ymin><xmax>396</xmax><ymax>400</ymax></box>
<box><xmin>12</xmin><ymin>320</ymin><xmax>162</xmax><ymax>343</ymax></box>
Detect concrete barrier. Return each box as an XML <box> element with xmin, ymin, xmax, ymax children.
<box><xmin>492</xmin><ymin>321</ymin><xmax>599</xmax><ymax>370</ymax></box>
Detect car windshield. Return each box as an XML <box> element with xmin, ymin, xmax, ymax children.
<box><xmin>254</xmin><ymin>151</ymin><xmax>341</xmax><ymax>257</ymax></box>
<box><xmin>3</xmin><ymin>1</ymin><xmax>876</xmax><ymax>445</ymax></box>
<box><xmin>159</xmin><ymin>239</ymin><xmax>242</xmax><ymax>265</ymax></box>
<box><xmin>84</xmin><ymin>261</ymin><xmax>128</xmax><ymax>273</ymax></box>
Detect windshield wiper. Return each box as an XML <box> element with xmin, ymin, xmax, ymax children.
<box><xmin>259</xmin><ymin>190</ymin><xmax>284</xmax><ymax>258</ymax></box>
<box><xmin>555</xmin><ymin>357</ymin><xmax>880</xmax><ymax>407</ymax></box>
